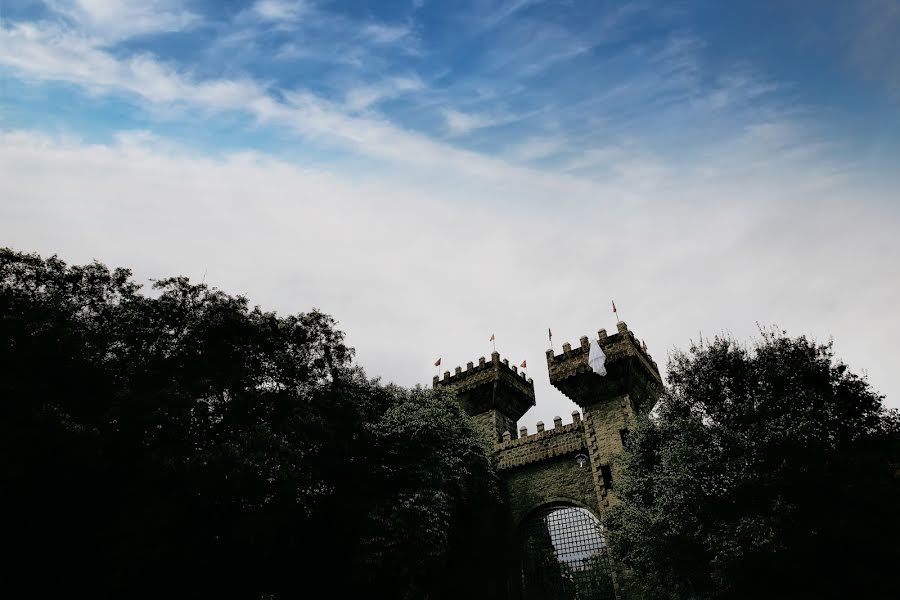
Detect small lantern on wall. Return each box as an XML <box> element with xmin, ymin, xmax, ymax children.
<box><xmin>575</xmin><ymin>454</ymin><xmax>588</xmax><ymax>469</ymax></box>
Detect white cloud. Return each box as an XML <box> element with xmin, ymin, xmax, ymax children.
<box><xmin>0</xmin><ymin>22</ymin><xmax>589</xmax><ymax>194</ymax></box>
<box><xmin>4</xmin><ymin>0</ymin><xmax>900</xmax><ymax>426</ymax></box>
<box><xmin>362</xmin><ymin>22</ymin><xmax>412</xmax><ymax>45</ymax></box>
<box><xmin>506</xmin><ymin>136</ymin><xmax>567</xmax><ymax>161</ymax></box>
<box><xmin>251</xmin><ymin>0</ymin><xmax>311</xmax><ymax>21</ymax></box>
<box><xmin>2</xmin><ymin>129</ymin><xmax>898</xmax><ymax>432</ymax></box>
<box><xmin>442</xmin><ymin>108</ymin><xmax>502</xmax><ymax>136</ymax></box>
<box><xmin>236</xmin><ymin>0</ymin><xmax>416</xmax><ymax>58</ymax></box>
<box><xmin>0</xmin><ymin>23</ymin><xmax>263</xmax><ymax>107</ymax></box>
<box><xmin>45</xmin><ymin>0</ymin><xmax>198</xmax><ymax>41</ymax></box>
<box><xmin>693</xmin><ymin>69</ymin><xmax>778</xmax><ymax>111</ymax></box>
<box><xmin>344</xmin><ymin>76</ymin><xmax>425</xmax><ymax>112</ymax></box>
<box><xmin>476</xmin><ymin>0</ymin><xmax>543</xmax><ymax>31</ymax></box>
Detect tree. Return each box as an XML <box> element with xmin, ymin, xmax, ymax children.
<box><xmin>0</xmin><ymin>248</ymin><xmax>498</xmax><ymax>599</ymax></box>
<box><xmin>354</xmin><ymin>385</ymin><xmax>500</xmax><ymax>599</ymax></box>
<box><xmin>606</xmin><ymin>329</ymin><xmax>900</xmax><ymax>600</ymax></box>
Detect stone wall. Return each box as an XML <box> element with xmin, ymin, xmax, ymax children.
<box><xmin>501</xmin><ymin>452</ymin><xmax>599</xmax><ymax>527</ymax></box>
<box><xmin>496</xmin><ymin>415</ymin><xmax>586</xmax><ymax>471</ymax></box>
<box><xmin>434</xmin><ymin>351</ymin><xmax>535</xmax><ymax>442</ymax></box>
<box><xmin>436</xmin><ymin>321</ymin><xmax>662</xmax><ymax>600</ymax></box>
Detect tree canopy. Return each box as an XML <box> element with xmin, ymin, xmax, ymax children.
<box><xmin>607</xmin><ymin>330</ymin><xmax>900</xmax><ymax>600</ymax></box>
<box><xmin>0</xmin><ymin>248</ymin><xmax>498</xmax><ymax>599</ymax></box>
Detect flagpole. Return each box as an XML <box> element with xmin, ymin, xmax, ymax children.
<box><xmin>612</xmin><ymin>300</ymin><xmax>622</xmax><ymax>323</ymax></box>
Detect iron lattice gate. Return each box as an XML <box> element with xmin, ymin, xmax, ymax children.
<box><xmin>519</xmin><ymin>504</ymin><xmax>615</xmax><ymax>600</ymax></box>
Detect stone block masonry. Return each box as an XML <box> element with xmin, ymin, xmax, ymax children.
<box><xmin>433</xmin><ymin>350</ymin><xmax>535</xmax><ymax>442</ymax></box>
<box><xmin>434</xmin><ymin>321</ymin><xmax>663</xmax><ymax>600</ymax></box>
<box><xmin>496</xmin><ymin>413</ymin><xmax>585</xmax><ymax>470</ymax></box>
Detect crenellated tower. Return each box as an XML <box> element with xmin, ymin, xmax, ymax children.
<box><xmin>547</xmin><ymin>320</ymin><xmax>662</xmax><ymax>504</ymax></box>
<box><xmin>433</xmin><ymin>320</ymin><xmax>662</xmax><ymax>600</ymax></box>
<box><xmin>546</xmin><ymin>320</ymin><xmax>662</xmax><ymax>599</ymax></box>
<box><xmin>433</xmin><ymin>351</ymin><xmax>535</xmax><ymax>443</ymax></box>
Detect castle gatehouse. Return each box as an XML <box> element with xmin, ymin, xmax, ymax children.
<box><xmin>434</xmin><ymin>321</ymin><xmax>662</xmax><ymax>600</ymax></box>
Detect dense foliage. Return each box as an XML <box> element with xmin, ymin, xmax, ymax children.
<box><xmin>0</xmin><ymin>248</ymin><xmax>498</xmax><ymax>599</ymax></box>
<box><xmin>607</xmin><ymin>330</ymin><xmax>900</xmax><ymax>600</ymax></box>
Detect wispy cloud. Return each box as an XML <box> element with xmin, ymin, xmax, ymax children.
<box><xmin>442</xmin><ymin>108</ymin><xmax>504</xmax><ymax>136</ymax></box>
<box><xmin>250</xmin><ymin>0</ymin><xmax>312</xmax><ymax>22</ymax></box>
<box><xmin>362</xmin><ymin>22</ymin><xmax>414</xmax><ymax>45</ymax></box>
<box><xmin>2</xmin><ymin>129</ymin><xmax>897</xmax><ymax>424</ymax></box>
<box><xmin>2</xmin><ymin>0</ymin><xmax>899</xmax><ymax>424</ymax></box>
<box><xmin>0</xmin><ymin>15</ymin><xmax>842</xmax><ymax>198</ymax></box>
<box><xmin>1</xmin><ymin>24</ymin><xmax>262</xmax><ymax>107</ymax></box>
<box><xmin>0</xmin><ymin>22</ymin><xmax>582</xmax><ymax>191</ymax></box>
<box><xmin>474</xmin><ymin>0</ymin><xmax>544</xmax><ymax>31</ymax></box>
<box><xmin>236</xmin><ymin>0</ymin><xmax>418</xmax><ymax>55</ymax></box>
<box><xmin>475</xmin><ymin>18</ymin><xmax>592</xmax><ymax>78</ymax></box>
<box><xmin>505</xmin><ymin>136</ymin><xmax>567</xmax><ymax>161</ymax></box>
<box><xmin>44</xmin><ymin>0</ymin><xmax>199</xmax><ymax>41</ymax></box>
<box><xmin>344</xmin><ymin>76</ymin><xmax>425</xmax><ymax>111</ymax></box>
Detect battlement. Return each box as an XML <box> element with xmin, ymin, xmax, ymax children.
<box><xmin>496</xmin><ymin>411</ymin><xmax>583</xmax><ymax>450</ymax></box>
<box><xmin>496</xmin><ymin>411</ymin><xmax>587</xmax><ymax>470</ymax></box>
<box><xmin>547</xmin><ymin>321</ymin><xmax>662</xmax><ymax>413</ymax></box>
<box><xmin>434</xmin><ymin>351</ymin><xmax>535</xmax><ymax>442</ymax></box>
<box><xmin>433</xmin><ymin>319</ymin><xmax>661</xmax><ymax>598</ymax></box>
<box><xmin>432</xmin><ymin>352</ymin><xmax>534</xmax><ymax>392</ymax></box>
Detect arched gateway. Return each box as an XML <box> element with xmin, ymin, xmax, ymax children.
<box><xmin>434</xmin><ymin>321</ymin><xmax>662</xmax><ymax>600</ymax></box>
<box><xmin>519</xmin><ymin>503</ymin><xmax>614</xmax><ymax>599</ymax></box>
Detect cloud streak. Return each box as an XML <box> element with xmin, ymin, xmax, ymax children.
<box><xmin>0</xmin><ymin>23</ymin><xmax>528</xmax><ymax>182</ymax></box>
<box><xmin>2</xmin><ymin>129</ymin><xmax>898</xmax><ymax>425</ymax></box>
<box><xmin>442</xmin><ymin>108</ymin><xmax>505</xmax><ymax>136</ymax></box>
<box><xmin>45</xmin><ymin>0</ymin><xmax>199</xmax><ymax>41</ymax></box>
<box><xmin>3</xmin><ymin>0</ymin><xmax>899</xmax><ymax>423</ymax></box>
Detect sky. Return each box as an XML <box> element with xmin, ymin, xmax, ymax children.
<box><xmin>2</xmin><ymin>0</ymin><xmax>899</xmax><ymax>428</ymax></box>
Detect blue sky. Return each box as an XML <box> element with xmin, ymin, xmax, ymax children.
<box><xmin>2</xmin><ymin>1</ymin><xmax>899</xmax><ymax>422</ymax></box>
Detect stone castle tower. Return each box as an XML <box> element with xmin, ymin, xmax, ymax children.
<box><xmin>434</xmin><ymin>321</ymin><xmax>662</xmax><ymax>600</ymax></box>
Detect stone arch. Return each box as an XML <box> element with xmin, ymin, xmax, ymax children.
<box><xmin>514</xmin><ymin>496</ymin><xmax>602</xmax><ymax>529</ymax></box>
<box><xmin>517</xmin><ymin>501</ymin><xmax>615</xmax><ymax>600</ymax></box>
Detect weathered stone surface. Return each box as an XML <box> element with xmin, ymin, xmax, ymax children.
<box><xmin>435</xmin><ymin>321</ymin><xmax>662</xmax><ymax>600</ymax></box>
<box><xmin>434</xmin><ymin>351</ymin><xmax>535</xmax><ymax>442</ymax></box>
<box><xmin>502</xmin><ymin>453</ymin><xmax>599</xmax><ymax>527</ymax></box>
<box><xmin>547</xmin><ymin>320</ymin><xmax>662</xmax><ymax>414</ymax></box>
<box><xmin>496</xmin><ymin>419</ymin><xmax>585</xmax><ymax>470</ymax></box>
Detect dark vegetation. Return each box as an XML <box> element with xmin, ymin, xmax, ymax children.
<box><xmin>608</xmin><ymin>330</ymin><xmax>900</xmax><ymax>599</ymax></box>
<box><xmin>4</xmin><ymin>247</ymin><xmax>899</xmax><ymax>600</ymax></box>
<box><xmin>0</xmin><ymin>248</ymin><xmax>498</xmax><ymax>599</ymax></box>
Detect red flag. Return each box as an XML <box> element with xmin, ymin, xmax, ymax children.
<box><xmin>612</xmin><ymin>300</ymin><xmax>617</xmax><ymax>314</ymax></box>
<box><xmin>520</xmin><ymin>360</ymin><xmax>527</xmax><ymax>369</ymax></box>
<box><xmin>434</xmin><ymin>357</ymin><xmax>441</xmax><ymax>367</ymax></box>
<box><xmin>489</xmin><ymin>333</ymin><xmax>495</xmax><ymax>342</ymax></box>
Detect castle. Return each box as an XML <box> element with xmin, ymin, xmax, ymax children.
<box><xmin>433</xmin><ymin>321</ymin><xmax>662</xmax><ymax>600</ymax></box>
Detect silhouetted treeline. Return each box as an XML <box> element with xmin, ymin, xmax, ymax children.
<box><xmin>0</xmin><ymin>248</ymin><xmax>499</xmax><ymax>599</ymax></box>
<box><xmin>608</xmin><ymin>330</ymin><xmax>900</xmax><ymax>600</ymax></box>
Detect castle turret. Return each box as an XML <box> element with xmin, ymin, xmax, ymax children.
<box><xmin>433</xmin><ymin>351</ymin><xmax>535</xmax><ymax>442</ymax></box>
<box><xmin>547</xmin><ymin>321</ymin><xmax>662</xmax><ymax>599</ymax></box>
<box><xmin>547</xmin><ymin>322</ymin><xmax>662</xmax><ymax>501</ymax></box>
<box><xmin>547</xmin><ymin>321</ymin><xmax>661</xmax><ymax>417</ymax></box>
